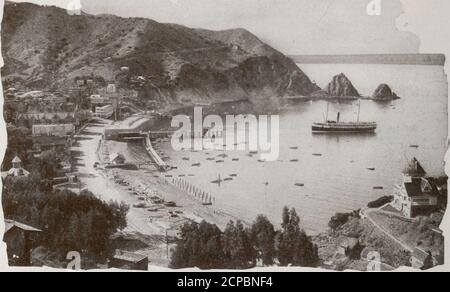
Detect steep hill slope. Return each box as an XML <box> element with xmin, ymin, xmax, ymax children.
<box><xmin>1</xmin><ymin>2</ymin><xmax>320</xmax><ymax>106</ymax></box>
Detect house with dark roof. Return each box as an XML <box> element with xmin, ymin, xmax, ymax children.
<box><xmin>392</xmin><ymin>158</ymin><xmax>439</xmax><ymax>218</ymax></box>
<box><xmin>410</xmin><ymin>247</ymin><xmax>435</xmax><ymax>270</ymax></box>
<box><xmin>110</xmin><ymin>250</ymin><xmax>148</xmax><ymax>271</ymax></box>
<box><xmin>109</xmin><ymin>153</ymin><xmax>126</xmax><ymax>165</ymax></box>
<box><xmin>4</xmin><ymin>220</ymin><xmax>41</xmax><ymax>266</ymax></box>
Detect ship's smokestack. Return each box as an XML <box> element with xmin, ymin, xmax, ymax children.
<box><xmin>337</xmin><ymin>112</ymin><xmax>340</xmax><ymax>123</ymax></box>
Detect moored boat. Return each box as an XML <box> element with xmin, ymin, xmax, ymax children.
<box><xmin>312</xmin><ymin>102</ymin><xmax>377</xmax><ymax>133</ymax></box>
<box><xmin>312</xmin><ymin>121</ymin><xmax>377</xmax><ymax>133</ymax></box>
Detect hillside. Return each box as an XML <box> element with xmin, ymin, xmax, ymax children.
<box><xmin>1</xmin><ymin>2</ymin><xmax>319</xmax><ymax>107</ymax></box>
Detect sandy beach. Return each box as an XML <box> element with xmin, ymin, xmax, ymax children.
<box><xmin>72</xmin><ymin>117</ymin><xmax>235</xmax><ymax>266</ymax></box>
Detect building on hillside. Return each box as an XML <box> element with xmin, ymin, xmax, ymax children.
<box><xmin>32</xmin><ymin>136</ymin><xmax>72</xmax><ymax>153</ymax></box>
<box><xmin>392</xmin><ymin>158</ymin><xmax>439</xmax><ymax>218</ymax></box>
<box><xmin>109</xmin><ymin>153</ymin><xmax>126</xmax><ymax>165</ymax></box>
<box><xmin>90</xmin><ymin>95</ymin><xmax>110</xmax><ymax>104</ymax></box>
<box><xmin>410</xmin><ymin>247</ymin><xmax>435</xmax><ymax>270</ymax></box>
<box><xmin>107</xmin><ymin>84</ymin><xmax>117</xmax><ymax>94</ymax></box>
<box><xmin>337</xmin><ymin>237</ymin><xmax>361</xmax><ymax>259</ymax></box>
<box><xmin>2</xmin><ymin>156</ymin><xmax>30</xmax><ymax>179</ymax></box>
<box><xmin>95</xmin><ymin>105</ymin><xmax>114</xmax><ymax>118</ymax></box>
<box><xmin>4</xmin><ymin>220</ymin><xmax>42</xmax><ymax>266</ymax></box>
<box><xmin>110</xmin><ymin>250</ymin><xmax>149</xmax><ymax>271</ymax></box>
<box><xmin>17</xmin><ymin>112</ymin><xmax>79</xmax><ymax>126</ymax></box>
<box><xmin>32</xmin><ymin>124</ymin><xmax>76</xmax><ymax>137</ymax></box>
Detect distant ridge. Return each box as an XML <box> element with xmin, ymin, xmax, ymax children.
<box><xmin>288</xmin><ymin>54</ymin><xmax>446</xmax><ymax>66</ymax></box>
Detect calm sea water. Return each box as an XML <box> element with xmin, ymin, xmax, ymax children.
<box><xmin>161</xmin><ymin>64</ymin><xmax>448</xmax><ymax>234</ymax></box>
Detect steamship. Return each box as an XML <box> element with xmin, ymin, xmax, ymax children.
<box><xmin>312</xmin><ymin>102</ymin><xmax>377</xmax><ymax>133</ymax></box>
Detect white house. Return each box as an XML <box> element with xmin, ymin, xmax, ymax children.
<box><xmin>95</xmin><ymin>105</ymin><xmax>114</xmax><ymax>118</ymax></box>
<box><xmin>2</xmin><ymin>156</ymin><xmax>30</xmax><ymax>178</ymax></box>
<box><xmin>109</xmin><ymin>153</ymin><xmax>126</xmax><ymax>165</ymax></box>
<box><xmin>392</xmin><ymin>158</ymin><xmax>439</xmax><ymax>218</ymax></box>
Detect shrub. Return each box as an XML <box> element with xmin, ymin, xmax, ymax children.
<box><xmin>368</xmin><ymin>196</ymin><xmax>394</xmax><ymax>209</ymax></box>
<box><xmin>329</xmin><ymin>212</ymin><xmax>352</xmax><ymax>230</ymax></box>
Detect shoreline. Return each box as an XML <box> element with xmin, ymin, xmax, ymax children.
<box><xmin>74</xmin><ymin>119</ymin><xmax>240</xmax><ymax>266</ymax></box>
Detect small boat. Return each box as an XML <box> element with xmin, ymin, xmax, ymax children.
<box><xmin>183</xmin><ymin>157</ymin><xmax>190</xmax><ymax>161</ymax></box>
<box><xmin>258</xmin><ymin>159</ymin><xmax>266</xmax><ymax>163</ymax></box>
<box><xmin>290</xmin><ymin>147</ymin><xmax>299</xmax><ymax>150</ymax></box>
<box><xmin>165</xmin><ymin>201</ymin><xmax>177</xmax><ymax>207</ymax></box>
<box><xmin>165</xmin><ymin>175</ymin><xmax>173</xmax><ymax>178</ymax></box>
<box><xmin>230</xmin><ymin>174</ymin><xmax>238</xmax><ymax>177</ymax></box>
<box><xmin>192</xmin><ymin>163</ymin><xmax>201</xmax><ymax>167</ymax></box>
<box><xmin>218</xmin><ymin>154</ymin><xmax>228</xmax><ymax>158</ymax></box>
<box><xmin>409</xmin><ymin>145</ymin><xmax>420</xmax><ymax>149</ymax></box>
<box><xmin>290</xmin><ymin>159</ymin><xmax>299</xmax><ymax>162</ymax></box>
<box><xmin>188</xmin><ymin>174</ymin><xmax>195</xmax><ymax>177</ymax></box>
<box><xmin>224</xmin><ymin>178</ymin><xmax>233</xmax><ymax>181</ymax></box>
<box><xmin>367</xmin><ymin>168</ymin><xmax>376</xmax><ymax>171</ymax></box>
<box><xmin>295</xmin><ymin>183</ymin><xmax>305</xmax><ymax>187</ymax></box>
<box><xmin>216</xmin><ymin>160</ymin><xmax>224</xmax><ymax>163</ymax></box>
<box><xmin>249</xmin><ymin>151</ymin><xmax>258</xmax><ymax>155</ymax></box>
<box><xmin>264</xmin><ymin>182</ymin><xmax>269</xmax><ymax>186</ymax></box>
<box><xmin>232</xmin><ymin>158</ymin><xmax>240</xmax><ymax>161</ymax></box>
<box><xmin>178</xmin><ymin>175</ymin><xmax>186</xmax><ymax>177</ymax></box>
<box><xmin>312</xmin><ymin>153</ymin><xmax>322</xmax><ymax>157</ymax></box>
<box><xmin>206</xmin><ymin>158</ymin><xmax>215</xmax><ymax>161</ymax></box>
<box><xmin>211</xmin><ymin>175</ymin><xmax>223</xmax><ymax>184</ymax></box>
<box><xmin>373</xmin><ymin>186</ymin><xmax>384</xmax><ymax>190</ymax></box>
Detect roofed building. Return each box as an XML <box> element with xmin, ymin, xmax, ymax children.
<box><xmin>110</xmin><ymin>250</ymin><xmax>148</xmax><ymax>271</ymax></box>
<box><xmin>109</xmin><ymin>153</ymin><xmax>126</xmax><ymax>165</ymax></box>
<box><xmin>4</xmin><ymin>220</ymin><xmax>42</xmax><ymax>266</ymax></box>
<box><xmin>410</xmin><ymin>247</ymin><xmax>435</xmax><ymax>270</ymax></box>
<box><xmin>95</xmin><ymin>104</ymin><xmax>114</xmax><ymax>119</ymax></box>
<box><xmin>392</xmin><ymin>158</ymin><xmax>439</xmax><ymax>218</ymax></box>
<box><xmin>2</xmin><ymin>156</ymin><xmax>30</xmax><ymax>178</ymax></box>
<box><xmin>32</xmin><ymin>124</ymin><xmax>76</xmax><ymax>137</ymax></box>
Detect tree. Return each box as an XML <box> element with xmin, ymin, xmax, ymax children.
<box><xmin>250</xmin><ymin>215</ymin><xmax>275</xmax><ymax>266</ymax></box>
<box><xmin>2</xmin><ymin>179</ymin><xmax>129</xmax><ymax>264</ymax></box>
<box><xmin>170</xmin><ymin>221</ymin><xmax>225</xmax><ymax>270</ymax></box>
<box><xmin>222</xmin><ymin>221</ymin><xmax>256</xmax><ymax>269</ymax></box>
<box><xmin>276</xmin><ymin>207</ymin><xmax>319</xmax><ymax>267</ymax></box>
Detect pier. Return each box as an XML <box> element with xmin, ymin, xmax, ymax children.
<box><xmin>143</xmin><ymin>133</ymin><xmax>170</xmax><ymax>172</ymax></box>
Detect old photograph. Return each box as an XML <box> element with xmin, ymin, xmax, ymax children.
<box><xmin>0</xmin><ymin>0</ymin><xmax>448</xmax><ymax>273</ymax></box>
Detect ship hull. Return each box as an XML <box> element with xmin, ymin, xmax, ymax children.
<box><xmin>312</xmin><ymin>123</ymin><xmax>377</xmax><ymax>133</ymax></box>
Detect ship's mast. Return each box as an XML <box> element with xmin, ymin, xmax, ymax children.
<box><xmin>357</xmin><ymin>100</ymin><xmax>361</xmax><ymax>122</ymax></box>
<box><xmin>326</xmin><ymin>102</ymin><xmax>329</xmax><ymax>122</ymax></box>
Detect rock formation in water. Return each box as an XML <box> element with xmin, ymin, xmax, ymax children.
<box><xmin>372</xmin><ymin>84</ymin><xmax>400</xmax><ymax>100</ymax></box>
<box><xmin>325</xmin><ymin>73</ymin><xmax>361</xmax><ymax>97</ymax></box>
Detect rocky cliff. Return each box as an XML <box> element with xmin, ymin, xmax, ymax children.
<box><xmin>325</xmin><ymin>73</ymin><xmax>361</xmax><ymax>97</ymax></box>
<box><xmin>1</xmin><ymin>2</ymin><xmax>320</xmax><ymax>107</ymax></box>
<box><xmin>372</xmin><ymin>84</ymin><xmax>399</xmax><ymax>100</ymax></box>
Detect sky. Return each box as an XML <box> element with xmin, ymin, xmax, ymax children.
<box><xmin>6</xmin><ymin>0</ymin><xmax>423</xmax><ymax>55</ymax></box>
